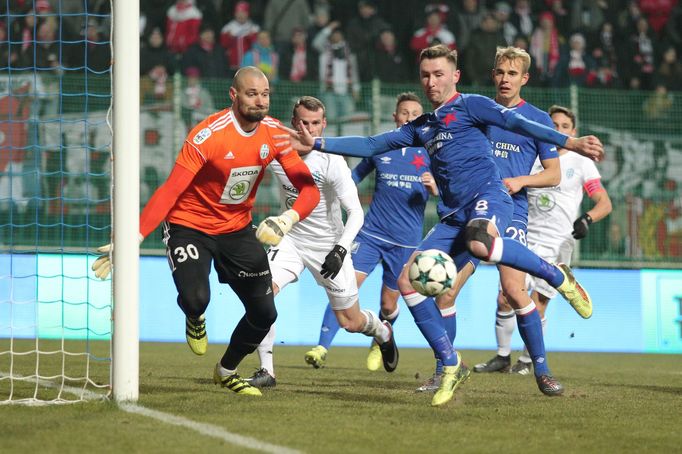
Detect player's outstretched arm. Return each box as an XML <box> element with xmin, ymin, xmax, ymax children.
<box><xmin>277</xmin><ymin>121</ymin><xmax>415</xmax><ymax>158</ymax></box>
<box><xmin>421</xmin><ymin>172</ymin><xmax>439</xmax><ymax>196</ymax></box>
<box><xmin>564</xmin><ymin>136</ymin><xmax>605</xmax><ymax>162</ymax></box>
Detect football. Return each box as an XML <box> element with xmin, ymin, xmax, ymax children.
<box><xmin>408</xmin><ymin>249</ymin><xmax>458</xmax><ymax>296</ymax></box>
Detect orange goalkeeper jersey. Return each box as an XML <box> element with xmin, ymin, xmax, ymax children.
<box><xmin>167</xmin><ymin>108</ymin><xmax>300</xmax><ymax>235</ymax></box>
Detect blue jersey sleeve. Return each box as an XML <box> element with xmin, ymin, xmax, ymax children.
<box><xmin>352</xmin><ymin>158</ymin><xmax>375</xmax><ymax>184</ymax></box>
<box><xmin>465</xmin><ymin>95</ymin><xmax>569</xmax><ymax>148</ymax></box>
<box><xmin>535</xmin><ymin>113</ymin><xmax>559</xmax><ymax>161</ymax></box>
<box><xmin>314</xmin><ymin>122</ymin><xmax>419</xmax><ymax>158</ymax></box>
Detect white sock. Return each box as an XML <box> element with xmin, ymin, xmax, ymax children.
<box><xmin>495</xmin><ymin>310</ymin><xmax>516</xmax><ymax>356</ymax></box>
<box><xmin>519</xmin><ymin>316</ymin><xmax>546</xmax><ymax>363</ymax></box>
<box><xmin>381</xmin><ymin>306</ymin><xmax>400</xmax><ymax>322</ymax></box>
<box><xmin>257</xmin><ymin>324</ymin><xmax>276</xmax><ymax>376</ymax></box>
<box><xmin>361</xmin><ymin>309</ymin><xmax>389</xmax><ymax>344</ymax></box>
<box><xmin>216</xmin><ymin>363</ymin><xmax>236</xmax><ymax>377</ymax></box>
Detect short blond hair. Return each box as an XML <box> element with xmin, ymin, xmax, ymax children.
<box><xmin>494</xmin><ymin>46</ymin><xmax>531</xmax><ymax>73</ymax></box>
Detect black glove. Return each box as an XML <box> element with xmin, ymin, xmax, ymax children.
<box><xmin>572</xmin><ymin>213</ymin><xmax>593</xmax><ymax>239</ymax></box>
<box><xmin>320</xmin><ymin>244</ymin><xmax>347</xmax><ymax>279</ymax></box>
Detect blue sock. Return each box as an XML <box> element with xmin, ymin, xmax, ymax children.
<box><xmin>516</xmin><ymin>305</ymin><xmax>550</xmax><ymax>376</ymax></box>
<box><xmin>406</xmin><ymin>296</ymin><xmax>458</xmax><ymax>366</ymax></box>
<box><xmin>500</xmin><ymin>238</ymin><xmax>564</xmax><ymax>288</ymax></box>
<box><xmin>435</xmin><ymin>309</ymin><xmax>456</xmax><ymax>375</ymax></box>
<box><xmin>318</xmin><ymin>303</ymin><xmax>340</xmax><ymax>349</ymax></box>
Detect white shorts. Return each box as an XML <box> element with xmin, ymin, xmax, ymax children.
<box><xmin>268</xmin><ymin>235</ymin><xmax>359</xmax><ymax>310</ymax></box>
<box><xmin>525</xmin><ymin>239</ymin><xmax>574</xmax><ymax>299</ymax></box>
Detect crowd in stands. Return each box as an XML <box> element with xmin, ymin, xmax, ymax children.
<box><xmin>133</xmin><ymin>0</ymin><xmax>682</xmax><ymax>93</ymax></box>
<box><xmin>1</xmin><ymin>0</ymin><xmax>682</xmax><ymax>95</ymax></box>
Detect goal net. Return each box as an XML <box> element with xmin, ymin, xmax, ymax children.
<box><xmin>0</xmin><ymin>3</ymin><xmax>114</xmax><ymax>404</ymax></box>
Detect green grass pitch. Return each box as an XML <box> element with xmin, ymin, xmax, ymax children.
<box><xmin>2</xmin><ymin>342</ymin><xmax>681</xmax><ymax>453</ymax></box>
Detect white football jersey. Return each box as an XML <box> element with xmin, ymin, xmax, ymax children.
<box><xmin>526</xmin><ymin>151</ymin><xmax>602</xmax><ymax>252</ymax></box>
<box><xmin>270</xmin><ymin>151</ymin><xmax>362</xmax><ymax>250</ymax></box>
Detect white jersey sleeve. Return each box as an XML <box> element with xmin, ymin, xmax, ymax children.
<box><xmin>330</xmin><ymin>158</ymin><xmax>363</xmax><ymax>250</ymax></box>
<box><xmin>270</xmin><ymin>152</ymin><xmax>358</xmax><ymax>250</ymax></box>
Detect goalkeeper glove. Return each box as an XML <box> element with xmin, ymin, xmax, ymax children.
<box><xmin>320</xmin><ymin>244</ymin><xmax>347</xmax><ymax>280</ymax></box>
<box><xmin>92</xmin><ymin>243</ymin><xmax>113</xmax><ymax>280</ymax></box>
<box><xmin>91</xmin><ymin>234</ymin><xmax>144</xmax><ymax>280</ymax></box>
<box><xmin>572</xmin><ymin>213</ymin><xmax>593</xmax><ymax>240</ymax></box>
<box><xmin>256</xmin><ymin>209</ymin><xmax>299</xmax><ymax>246</ymax></box>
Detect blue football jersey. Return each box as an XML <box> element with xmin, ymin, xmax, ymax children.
<box><xmin>488</xmin><ymin>100</ymin><xmax>558</xmax><ymax>223</ymax></box>
<box><xmin>315</xmin><ymin>92</ymin><xmax>568</xmax><ymax>218</ymax></box>
<box><xmin>353</xmin><ymin>147</ymin><xmax>430</xmax><ymax>247</ymax></box>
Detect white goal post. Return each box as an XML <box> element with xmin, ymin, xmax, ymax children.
<box><xmin>112</xmin><ymin>0</ymin><xmax>140</xmax><ymax>402</ymax></box>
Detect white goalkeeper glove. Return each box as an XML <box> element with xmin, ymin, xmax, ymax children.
<box><xmin>256</xmin><ymin>209</ymin><xmax>299</xmax><ymax>246</ymax></box>
<box><xmin>92</xmin><ymin>243</ymin><xmax>113</xmax><ymax>280</ymax></box>
<box><xmin>91</xmin><ymin>234</ymin><xmax>144</xmax><ymax>280</ymax></box>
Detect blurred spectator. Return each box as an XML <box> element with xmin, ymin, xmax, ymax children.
<box><xmin>140</xmin><ymin>27</ymin><xmax>176</xmax><ymax>77</ymax></box>
<box><xmin>449</xmin><ymin>0</ymin><xmax>485</xmax><ymax>51</ymax></box>
<box><xmin>493</xmin><ymin>2</ymin><xmax>519</xmax><ymax>45</ymax></box>
<box><xmin>463</xmin><ymin>14</ymin><xmax>506</xmax><ymax>86</ymax></box>
<box><xmin>0</xmin><ymin>21</ymin><xmax>22</xmax><ymax>70</ymax></box>
<box><xmin>570</xmin><ymin>0</ymin><xmax>607</xmax><ymax>36</ymax></box>
<box><xmin>346</xmin><ymin>0</ymin><xmax>390</xmax><ymax>82</ymax></box>
<box><xmin>193</xmin><ymin>0</ymin><xmax>221</xmax><ymax>34</ymax></box>
<box><xmin>220</xmin><ymin>1</ymin><xmax>260</xmax><ymax>75</ymax></box>
<box><xmin>279</xmin><ymin>28</ymin><xmax>317</xmax><ymax>82</ymax></box>
<box><xmin>141</xmin><ymin>0</ymin><xmax>173</xmax><ymax>35</ymax></box>
<box><xmin>65</xmin><ymin>21</ymin><xmax>111</xmax><ymax>73</ymax></box>
<box><xmin>566</xmin><ymin>33</ymin><xmax>596</xmax><ymax>86</ymax></box>
<box><xmin>140</xmin><ymin>65</ymin><xmax>173</xmax><ymax>108</ymax></box>
<box><xmin>181</xmin><ymin>67</ymin><xmax>215</xmax><ymax>126</ymax></box>
<box><xmin>589</xmin><ymin>24</ymin><xmax>620</xmax><ymax>88</ymax></box>
<box><xmin>530</xmin><ymin>11</ymin><xmax>564</xmax><ymax>86</ymax></box>
<box><xmin>264</xmin><ymin>0</ymin><xmax>311</xmax><ymax>55</ymax></box>
<box><xmin>242</xmin><ymin>31</ymin><xmax>279</xmax><ymax>83</ymax></box>
<box><xmin>625</xmin><ymin>16</ymin><xmax>657</xmax><ymax>90</ymax></box>
<box><xmin>181</xmin><ymin>25</ymin><xmax>228</xmax><ymax>79</ymax></box>
<box><xmin>510</xmin><ymin>0</ymin><xmax>535</xmax><ymax>39</ymax></box>
<box><xmin>638</xmin><ymin>0</ymin><xmax>677</xmax><ymax>37</ymax></box>
<box><xmin>165</xmin><ymin>0</ymin><xmax>202</xmax><ymax>54</ymax></box>
<box><xmin>547</xmin><ymin>0</ymin><xmax>571</xmax><ymax>37</ymax></box>
<box><xmin>616</xmin><ymin>1</ymin><xmax>643</xmax><ymax>37</ymax></box>
<box><xmin>656</xmin><ymin>46</ymin><xmax>682</xmax><ymax>91</ymax></box>
<box><xmin>664</xmin><ymin>4</ymin><xmax>682</xmax><ymax>50</ymax></box>
<box><xmin>220</xmin><ymin>0</ymin><xmax>268</xmax><ymax>27</ymax></box>
<box><xmin>410</xmin><ymin>7</ymin><xmax>456</xmax><ymax>59</ymax></box>
<box><xmin>314</xmin><ymin>25</ymin><xmax>360</xmax><ymax>120</ymax></box>
<box><xmin>374</xmin><ymin>28</ymin><xmax>411</xmax><ymax>83</ymax></box>
<box><xmin>307</xmin><ymin>7</ymin><xmax>334</xmax><ymax>77</ymax></box>
<box><xmin>643</xmin><ymin>84</ymin><xmax>674</xmax><ymax>119</ymax></box>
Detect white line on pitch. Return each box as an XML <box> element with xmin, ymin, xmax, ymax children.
<box><xmin>119</xmin><ymin>403</ymin><xmax>302</xmax><ymax>454</ymax></box>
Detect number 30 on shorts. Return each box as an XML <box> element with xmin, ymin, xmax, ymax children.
<box><xmin>505</xmin><ymin>226</ymin><xmax>526</xmax><ymax>246</ymax></box>
<box><xmin>174</xmin><ymin>244</ymin><xmax>199</xmax><ymax>263</ymax></box>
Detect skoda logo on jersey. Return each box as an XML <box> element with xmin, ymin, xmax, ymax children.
<box><xmin>229</xmin><ymin>180</ymin><xmax>251</xmax><ymax>200</ymax></box>
<box><xmin>536</xmin><ymin>192</ymin><xmax>556</xmax><ymax>212</ymax></box>
<box><xmin>285</xmin><ymin>196</ymin><xmax>297</xmax><ymax>209</ymax></box>
<box><xmin>566</xmin><ymin>168</ymin><xmax>575</xmax><ymax>179</ymax></box>
<box><xmin>260</xmin><ymin>144</ymin><xmax>270</xmax><ymax>159</ymax></box>
<box><xmin>193</xmin><ymin>127</ymin><xmax>212</xmax><ymax>145</ymax></box>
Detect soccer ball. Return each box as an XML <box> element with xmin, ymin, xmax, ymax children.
<box><xmin>408</xmin><ymin>249</ymin><xmax>457</xmax><ymax>297</ymax></box>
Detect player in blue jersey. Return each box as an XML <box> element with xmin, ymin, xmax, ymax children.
<box><xmin>423</xmin><ymin>47</ymin><xmax>565</xmax><ymax>396</ymax></box>
<box><xmin>304</xmin><ymin>93</ymin><xmax>440</xmax><ymax>371</ymax></box>
<box><xmin>280</xmin><ymin>44</ymin><xmax>603</xmax><ymax>406</ymax></box>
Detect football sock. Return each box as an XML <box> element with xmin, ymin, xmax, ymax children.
<box><xmin>318</xmin><ymin>303</ymin><xmax>341</xmax><ymax>349</ymax></box>
<box><xmin>519</xmin><ymin>316</ymin><xmax>546</xmax><ymax>363</ymax></box>
<box><xmin>404</xmin><ymin>292</ymin><xmax>458</xmax><ymax>367</ymax></box>
<box><xmin>380</xmin><ymin>306</ymin><xmax>400</xmax><ymax>325</ymax></box>
<box><xmin>257</xmin><ymin>324</ymin><xmax>276</xmax><ymax>376</ymax></box>
<box><xmin>440</xmin><ymin>305</ymin><xmax>457</xmax><ymax>344</ymax></box>
<box><xmin>216</xmin><ymin>364</ymin><xmax>236</xmax><ymax>377</ymax></box>
<box><xmin>361</xmin><ymin>309</ymin><xmax>390</xmax><ymax>343</ymax></box>
<box><xmin>515</xmin><ymin>302</ymin><xmax>549</xmax><ymax>376</ymax></box>
<box><xmin>489</xmin><ymin>238</ymin><xmax>564</xmax><ymax>288</ymax></box>
<box><xmin>496</xmin><ymin>309</ymin><xmax>516</xmax><ymax>356</ymax></box>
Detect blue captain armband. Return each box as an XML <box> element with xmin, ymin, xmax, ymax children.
<box><xmin>313</xmin><ymin>137</ymin><xmax>325</xmax><ymax>151</ymax></box>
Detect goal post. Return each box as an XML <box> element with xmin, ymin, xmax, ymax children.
<box><xmin>112</xmin><ymin>0</ymin><xmax>140</xmax><ymax>403</ymax></box>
